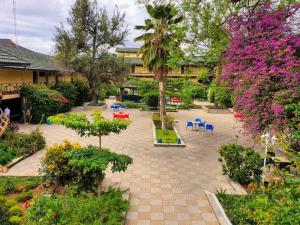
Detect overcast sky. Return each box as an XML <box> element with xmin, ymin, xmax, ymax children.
<box><xmin>0</xmin><ymin>0</ymin><xmax>147</xmax><ymax>55</ymax></box>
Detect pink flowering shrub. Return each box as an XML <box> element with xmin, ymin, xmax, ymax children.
<box><xmin>222</xmin><ymin>3</ymin><xmax>300</xmax><ymax>136</ymax></box>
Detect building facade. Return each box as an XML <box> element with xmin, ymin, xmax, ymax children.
<box><xmin>116</xmin><ymin>47</ymin><xmax>213</xmax><ymax>80</ymax></box>
<box><xmin>0</xmin><ymin>39</ymin><xmax>81</xmax><ymax>119</ymax></box>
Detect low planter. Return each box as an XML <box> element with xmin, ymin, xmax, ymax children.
<box><xmin>152</xmin><ymin>121</ymin><xmax>185</xmax><ymax>147</ymax></box>
<box><xmin>202</xmin><ymin>105</ymin><xmax>232</xmax><ymax>114</ymax></box>
<box><xmin>205</xmin><ymin>190</ymin><xmax>232</xmax><ymax>225</ymax></box>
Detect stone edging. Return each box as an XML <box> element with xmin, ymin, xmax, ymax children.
<box><xmin>0</xmin><ymin>154</ymin><xmax>30</xmax><ymax>173</ymax></box>
<box><xmin>152</xmin><ymin>121</ymin><xmax>185</xmax><ymax>147</ymax></box>
<box><xmin>202</xmin><ymin>106</ymin><xmax>232</xmax><ymax>114</ymax></box>
<box><xmin>205</xmin><ymin>190</ymin><xmax>232</xmax><ymax>225</ymax></box>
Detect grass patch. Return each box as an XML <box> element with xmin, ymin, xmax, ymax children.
<box><xmin>156</xmin><ymin>129</ymin><xmax>178</xmax><ymax>144</ymax></box>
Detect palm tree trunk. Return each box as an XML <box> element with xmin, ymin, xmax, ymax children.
<box><xmin>158</xmin><ymin>79</ymin><xmax>166</xmax><ymax>130</ymax></box>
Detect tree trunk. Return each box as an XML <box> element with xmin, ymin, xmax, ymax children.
<box><xmin>99</xmin><ymin>135</ymin><xmax>102</xmax><ymax>149</ymax></box>
<box><xmin>91</xmin><ymin>91</ymin><xmax>98</xmax><ymax>105</ymax></box>
<box><xmin>158</xmin><ymin>79</ymin><xmax>166</xmax><ymax>130</ymax></box>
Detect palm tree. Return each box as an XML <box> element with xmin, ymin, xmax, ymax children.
<box><xmin>135</xmin><ymin>4</ymin><xmax>183</xmax><ymax>129</ymax></box>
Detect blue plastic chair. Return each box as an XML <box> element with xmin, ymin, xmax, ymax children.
<box><xmin>206</xmin><ymin>124</ymin><xmax>214</xmax><ymax>133</ymax></box>
<box><xmin>194</xmin><ymin>118</ymin><xmax>201</xmax><ymax>129</ymax></box>
<box><xmin>199</xmin><ymin>121</ymin><xmax>206</xmax><ymax>130</ymax></box>
<box><xmin>113</xmin><ymin>105</ymin><xmax>120</xmax><ymax>111</ymax></box>
<box><xmin>121</xmin><ymin>105</ymin><xmax>126</xmax><ymax>110</ymax></box>
<box><xmin>186</xmin><ymin>121</ymin><xmax>194</xmax><ymax>130</ymax></box>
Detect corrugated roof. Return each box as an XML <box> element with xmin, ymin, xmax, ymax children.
<box><xmin>0</xmin><ymin>39</ymin><xmax>60</xmax><ymax>71</ymax></box>
<box><xmin>0</xmin><ymin>49</ymin><xmax>30</xmax><ymax>67</ymax></box>
<box><xmin>116</xmin><ymin>47</ymin><xmax>139</xmax><ymax>53</ymax></box>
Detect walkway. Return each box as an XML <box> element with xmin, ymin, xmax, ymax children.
<box><xmin>2</xmin><ymin>107</ymin><xmax>250</xmax><ymax>225</ymax></box>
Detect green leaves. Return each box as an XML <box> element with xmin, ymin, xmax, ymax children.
<box><xmin>41</xmin><ymin>141</ymin><xmax>133</xmax><ymax>192</ymax></box>
<box><xmin>219</xmin><ymin>144</ymin><xmax>263</xmax><ymax>185</ymax></box>
<box><xmin>48</xmin><ymin>109</ymin><xmax>130</xmax><ymax>148</ymax></box>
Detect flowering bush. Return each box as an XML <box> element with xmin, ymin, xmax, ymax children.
<box><xmin>41</xmin><ymin>141</ymin><xmax>133</xmax><ymax>191</ymax></box>
<box><xmin>222</xmin><ymin>3</ymin><xmax>300</xmax><ymax>137</ymax></box>
<box><xmin>52</xmin><ymin>82</ymin><xmax>78</xmax><ymax>111</ymax></box>
<box><xmin>20</xmin><ymin>85</ymin><xmax>69</xmax><ymax>123</ymax></box>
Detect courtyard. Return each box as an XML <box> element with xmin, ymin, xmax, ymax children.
<box><xmin>4</xmin><ymin>106</ymin><xmax>249</xmax><ymax>225</ymax></box>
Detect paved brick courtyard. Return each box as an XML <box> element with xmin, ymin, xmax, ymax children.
<box><xmin>2</xmin><ymin>107</ymin><xmax>250</xmax><ymax>225</ymax></box>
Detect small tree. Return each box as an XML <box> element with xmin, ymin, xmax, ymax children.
<box><xmin>135</xmin><ymin>3</ymin><xmax>184</xmax><ymax>129</ymax></box>
<box><xmin>48</xmin><ymin>110</ymin><xmax>130</xmax><ymax>148</ymax></box>
<box><xmin>54</xmin><ymin>0</ymin><xmax>129</xmax><ymax>105</ymax></box>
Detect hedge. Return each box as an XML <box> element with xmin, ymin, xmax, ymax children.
<box><xmin>51</xmin><ymin>82</ymin><xmax>78</xmax><ymax>111</ymax></box>
<box><xmin>20</xmin><ymin>84</ymin><xmax>69</xmax><ymax>123</ymax></box>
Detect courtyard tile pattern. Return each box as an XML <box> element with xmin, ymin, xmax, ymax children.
<box><xmin>2</xmin><ymin>107</ymin><xmax>251</xmax><ymax>224</ymax></box>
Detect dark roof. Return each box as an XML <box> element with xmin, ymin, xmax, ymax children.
<box><xmin>0</xmin><ymin>39</ymin><xmax>60</xmax><ymax>71</ymax></box>
<box><xmin>116</xmin><ymin>47</ymin><xmax>139</xmax><ymax>53</ymax></box>
<box><xmin>0</xmin><ymin>49</ymin><xmax>31</xmax><ymax>67</ymax></box>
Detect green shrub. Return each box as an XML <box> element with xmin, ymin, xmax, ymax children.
<box><xmin>0</xmin><ymin>177</ymin><xmax>42</xmax><ymax>196</ymax></box>
<box><xmin>214</xmin><ymin>87</ymin><xmax>232</xmax><ymax>108</ymax></box>
<box><xmin>0</xmin><ymin>129</ymin><xmax>45</xmax><ymax>163</ymax></box>
<box><xmin>207</xmin><ymin>83</ymin><xmax>216</xmax><ymax>103</ymax></box>
<box><xmin>143</xmin><ymin>92</ymin><xmax>159</xmax><ymax>108</ymax></box>
<box><xmin>72</xmin><ymin>80</ymin><xmax>91</xmax><ymax>106</ymax></box>
<box><xmin>217</xmin><ymin>177</ymin><xmax>300</xmax><ymax>225</ymax></box>
<box><xmin>41</xmin><ymin>141</ymin><xmax>133</xmax><ymax>191</ymax></box>
<box><xmin>0</xmin><ymin>196</ymin><xmax>22</xmax><ymax>225</ymax></box>
<box><xmin>122</xmin><ymin>101</ymin><xmax>141</xmax><ymax>108</ymax></box>
<box><xmin>190</xmin><ymin>84</ymin><xmax>207</xmax><ymax>100</ymax></box>
<box><xmin>0</xmin><ymin>145</ymin><xmax>15</xmax><ymax>166</ymax></box>
<box><xmin>52</xmin><ymin>82</ymin><xmax>78</xmax><ymax>111</ymax></box>
<box><xmin>16</xmin><ymin>191</ymin><xmax>33</xmax><ymax>203</ymax></box>
<box><xmin>218</xmin><ymin>144</ymin><xmax>263</xmax><ymax>185</ymax></box>
<box><xmin>20</xmin><ymin>84</ymin><xmax>69</xmax><ymax>123</ymax></box>
<box><xmin>25</xmin><ymin>188</ymin><xmax>129</xmax><ymax>225</ymax></box>
<box><xmin>8</xmin><ymin>205</ymin><xmax>22</xmax><ymax>216</ymax></box>
<box><xmin>9</xmin><ymin>216</ymin><xmax>22</xmax><ymax>225</ymax></box>
<box><xmin>216</xmin><ymin>190</ymin><xmax>251</xmax><ymax>225</ymax></box>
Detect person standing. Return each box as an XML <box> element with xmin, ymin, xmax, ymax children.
<box><xmin>4</xmin><ymin>106</ymin><xmax>10</xmax><ymax>118</ymax></box>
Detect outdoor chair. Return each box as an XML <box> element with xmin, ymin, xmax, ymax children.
<box><xmin>194</xmin><ymin>118</ymin><xmax>201</xmax><ymax>129</ymax></box>
<box><xmin>199</xmin><ymin>122</ymin><xmax>206</xmax><ymax>130</ymax></box>
<box><xmin>205</xmin><ymin>124</ymin><xmax>214</xmax><ymax>133</ymax></box>
<box><xmin>186</xmin><ymin>121</ymin><xmax>194</xmax><ymax>130</ymax></box>
<box><xmin>113</xmin><ymin>105</ymin><xmax>120</xmax><ymax>111</ymax></box>
<box><xmin>121</xmin><ymin>105</ymin><xmax>126</xmax><ymax>110</ymax></box>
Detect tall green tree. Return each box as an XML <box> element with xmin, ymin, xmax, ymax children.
<box><xmin>54</xmin><ymin>0</ymin><xmax>129</xmax><ymax>105</ymax></box>
<box><xmin>135</xmin><ymin>4</ymin><xmax>184</xmax><ymax>129</ymax></box>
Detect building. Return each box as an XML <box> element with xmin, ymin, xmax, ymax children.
<box><xmin>116</xmin><ymin>47</ymin><xmax>214</xmax><ymax>80</ymax></box>
<box><xmin>0</xmin><ymin>39</ymin><xmax>79</xmax><ymax>119</ymax></box>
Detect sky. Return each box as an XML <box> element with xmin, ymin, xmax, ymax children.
<box><xmin>0</xmin><ymin>0</ymin><xmax>147</xmax><ymax>55</ymax></box>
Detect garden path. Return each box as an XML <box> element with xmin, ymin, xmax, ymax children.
<box><xmin>2</xmin><ymin>106</ymin><xmax>251</xmax><ymax>225</ymax></box>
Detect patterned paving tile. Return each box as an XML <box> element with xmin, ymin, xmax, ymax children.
<box><xmin>2</xmin><ymin>106</ymin><xmax>252</xmax><ymax>224</ymax></box>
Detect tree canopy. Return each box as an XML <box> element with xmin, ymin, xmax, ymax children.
<box><xmin>54</xmin><ymin>0</ymin><xmax>129</xmax><ymax>104</ymax></box>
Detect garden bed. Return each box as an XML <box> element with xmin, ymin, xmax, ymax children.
<box><xmin>0</xmin><ymin>176</ymin><xmax>129</xmax><ymax>225</ymax></box>
<box><xmin>152</xmin><ymin>113</ymin><xmax>185</xmax><ymax>147</ymax></box>
<box><xmin>202</xmin><ymin>105</ymin><xmax>232</xmax><ymax>114</ymax></box>
<box><xmin>0</xmin><ymin>129</ymin><xmax>46</xmax><ymax>173</ymax></box>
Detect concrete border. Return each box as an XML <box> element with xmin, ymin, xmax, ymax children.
<box><xmin>152</xmin><ymin>121</ymin><xmax>185</xmax><ymax>147</ymax></box>
<box><xmin>205</xmin><ymin>190</ymin><xmax>232</xmax><ymax>225</ymax></box>
<box><xmin>202</xmin><ymin>106</ymin><xmax>232</xmax><ymax>114</ymax></box>
<box><xmin>0</xmin><ymin>154</ymin><xmax>31</xmax><ymax>173</ymax></box>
